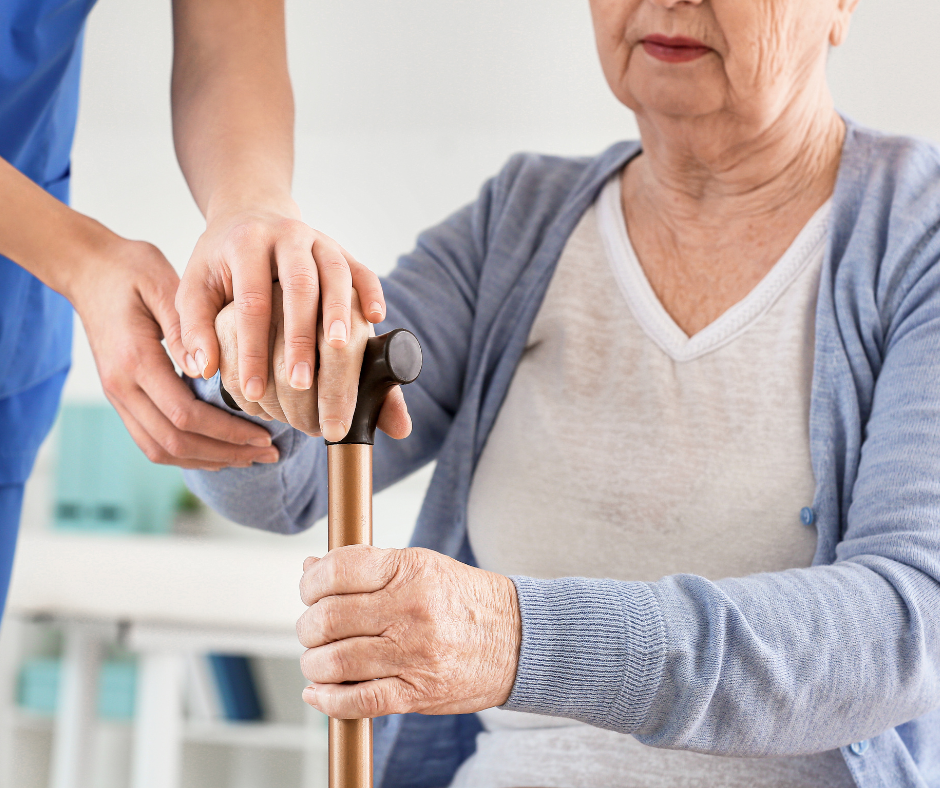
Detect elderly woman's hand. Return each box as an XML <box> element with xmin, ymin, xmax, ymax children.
<box><xmin>296</xmin><ymin>545</ymin><xmax>522</xmax><ymax>719</ymax></box>
<box><xmin>214</xmin><ymin>281</ymin><xmax>412</xmax><ymax>442</ymax></box>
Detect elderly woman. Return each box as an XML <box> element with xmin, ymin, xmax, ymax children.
<box><xmin>185</xmin><ymin>0</ymin><xmax>940</xmax><ymax>786</ymax></box>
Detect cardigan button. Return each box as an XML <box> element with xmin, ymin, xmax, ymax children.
<box><xmin>850</xmin><ymin>740</ymin><xmax>869</xmax><ymax>755</ymax></box>
<box><xmin>800</xmin><ymin>507</ymin><xmax>815</xmax><ymax>526</ymax></box>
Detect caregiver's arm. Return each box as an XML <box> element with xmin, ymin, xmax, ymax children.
<box><xmin>0</xmin><ymin>157</ymin><xmax>277</xmax><ymax>470</ymax></box>
<box><xmin>171</xmin><ymin>0</ymin><xmax>384</xmax><ymax>422</ymax></box>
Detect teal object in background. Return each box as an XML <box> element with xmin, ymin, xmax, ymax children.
<box><xmin>16</xmin><ymin>658</ymin><xmax>59</xmax><ymax>715</ymax></box>
<box><xmin>17</xmin><ymin>658</ymin><xmax>137</xmax><ymax>720</ymax></box>
<box><xmin>55</xmin><ymin>403</ymin><xmax>184</xmax><ymax>533</ymax></box>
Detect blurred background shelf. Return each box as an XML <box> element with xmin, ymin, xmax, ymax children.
<box><xmin>182</xmin><ymin>721</ymin><xmax>326</xmax><ymax>751</ymax></box>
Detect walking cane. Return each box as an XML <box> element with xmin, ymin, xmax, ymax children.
<box><xmin>221</xmin><ymin>328</ymin><xmax>422</xmax><ymax>788</ymax></box>
<box><xmin>325</xmin><ymin>328</ymin><xmax>422</xmax><ymax>788</ymax></box>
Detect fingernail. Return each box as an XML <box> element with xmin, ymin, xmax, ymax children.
<box><xmin>368</xmin><ymin>302</ymin><xmax>384</xmax><ymax>321</ymax></box>
<box><xmin>244</xmin><ymin>376</ymin><xmax>265</xmax><ymax>402</ymax></box>
<box><xmin>247</xmin><ymin>435</ymin><xmax>272</xmax><ymax>447</ymax></box>
<box><xmin>184</xmin><ymin>353</ymin><xmax>199</xmax><ymax>377</ymax></box>
<box><xmin>256</xmin><ymin>449</ymin><xmax>280</xmax><ymax>464</ymax></box>
<box><xmin>195</xmin><ymin>349</ymin><xmax>208</xmax><ymax>377</ymax></box>
<box><xmin>320</xmin><ymin>419</ymin><xmax>347</xmax><ymax>442</ymax></box>
<box><xmin>302</xmin><ymin>685</ymin><xmax>317</xmax><ymax>705</ymax></box>
<box><xmin>328</xmin><ymin>320</ymin><xmax>347</xmax><ymax>344</ymax></box>
<box><xmin>290</xmin><ymin>362</ymin><xmax>312</xmax><ymax>390</ymax></box>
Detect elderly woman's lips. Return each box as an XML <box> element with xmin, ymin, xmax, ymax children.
<box><xmin>641</xmin><ymin>35</ymin><xmax>711</xmax><ymax>63</ymax></box>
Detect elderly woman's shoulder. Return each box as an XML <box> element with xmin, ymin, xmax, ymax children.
<box><xmin>835</xmin><ymin>123</ymin><xmax>940</xmax><ymax>300</ymax></box>
<box><xmin>843</xmin><ymin>123</ymin><xmax>940</xmax><ymax>205</ymax></box>
<box><xmin>475</xmin><ymin>141</ymin><xmax>638</xmax><ymax>233</ymax></box>
<box><xmin>486</xmin><ymin>142</ymin><xmax>638</xmax><ymax>203</ymax></box>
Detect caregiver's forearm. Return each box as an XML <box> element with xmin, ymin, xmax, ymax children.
<box><xmin>170</xmin><ymin>0</ymin><xmax>297</xmax><ymax>221</ymax></box>
<box><xmin>0</xmin><ymin>156</ymin><xmax>118</xmax><ymax>298</ymax></box>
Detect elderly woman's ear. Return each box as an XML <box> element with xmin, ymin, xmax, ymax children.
<box><xmin>829</xmin><ymin>0</ymin><xmax>861</xmax><ymax>47</ymax></box>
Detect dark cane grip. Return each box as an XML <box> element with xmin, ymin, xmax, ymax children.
<box><xmin>330</xmin><ymin>328</ymin><xmax>422</xmax><ymax>446</ymax></box>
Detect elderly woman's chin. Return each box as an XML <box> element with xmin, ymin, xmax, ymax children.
<box><xmin>616</xmin><ymin>59</ymin><xmax>729</xmax><ymax>121</ymax></box>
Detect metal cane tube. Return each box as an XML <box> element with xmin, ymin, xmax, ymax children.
<box><xmin>219</xmin><ymin>328</ymin><xmax>421</xmax><ymax>788</ymax></box>
<box><xmin>323</xmin><ymin>329</ymin><xmax>421</xmax><ymax>788</ymax></box>
<box><xmin>328</xmin><ymin>443</ymin><xmax>373</xmax><ymax>788</ymax></box>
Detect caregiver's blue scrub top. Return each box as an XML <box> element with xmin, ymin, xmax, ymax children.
<box><xmin>0</xmin><ymin>0</ymin><xmax>97</xmax><ymax>404</ymax></box>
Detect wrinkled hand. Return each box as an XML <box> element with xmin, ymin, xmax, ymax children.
<box><xmin>296</xmin><ymin>546</ymin><xmax>521</xmax><ymax>719</ymax></box>
<box><xmin>214</xmin><ymin>281</ymin><xmax>411</xmax><ymax>441</ymax></box>
<box><xmin>69</xmin><ymin>238</ymin><xmax>279</xmax><ymax>469</ymax></box>
<box><xmin>176</xmin><ymin>208</ymin><xmax>387</xmax><ymax>407</ymax></box>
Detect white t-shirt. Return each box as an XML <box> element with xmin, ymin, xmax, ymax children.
<box><xmin>453</xmin><ymin>175</ymin><xmax>853</xmax><ymax>787</ymax></box>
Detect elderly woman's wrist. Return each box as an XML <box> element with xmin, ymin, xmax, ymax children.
<box><xmin>493</xmin><ymin>573</ymin><xmax>522</xmax><ymax>706</ymax></box>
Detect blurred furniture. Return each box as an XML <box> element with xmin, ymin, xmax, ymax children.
<box><xmin>5</xmin><ymin>531</ymin><xmax>330</xmax><ymax>788</ymax></box>
<box><xmin>55</xmin><ymin>405</ymin><xmax>185</xmax><ymax>534</ymax></box>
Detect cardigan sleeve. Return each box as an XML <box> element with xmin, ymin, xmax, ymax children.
<box><xmin>504</xmin><ymin>175</ymin><xmax>940</xmax><ymax>758</ymax></box>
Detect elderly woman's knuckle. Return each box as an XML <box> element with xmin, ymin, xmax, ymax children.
<box><xmin>299</xmin><ymin>577</ymin><xmax>316</xmax><ymax>607</ymax></box>
<box><xmin>315</xmin><ymin>600</ymin><xmax>337</xmax><ymax>639</ymax></box>
<box><xmin>299</xmin><ymin>650</ymin><xmax>316</xmax><ymax>681</ymax></box>
<box><xmin>357</xmin><ymin>684</ymin><xmax>385</xmax><ymax>718</ymax></box>
<box><xmin>296</xmin><ymin>615</ymin><xmax>311</xmax><ymax>646</ymax></box>
<box><xmin>325</xmin><ymin>649</ymin><xmax>349</xmax><ymax>682</ymax></box>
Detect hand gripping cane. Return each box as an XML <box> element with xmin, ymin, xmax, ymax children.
<box><xmin>324</xmin><ymin>328</ymin><xmax>422</xmax><ymax>788</ymax></box>
<box><xmin>220</xmin><ymin>328</ymin><xmax>422</xmax><ymax>788</ymax></box>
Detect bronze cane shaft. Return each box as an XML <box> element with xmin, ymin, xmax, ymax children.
<box><xmin>323</xmin><ymin>328</ymin><xmax>422</xmax><ymax>788</ymax></box>
<box><xmin>328</xmin><ymin>443</ymin><xmax>374</xmax><ymax>788</ymax></box>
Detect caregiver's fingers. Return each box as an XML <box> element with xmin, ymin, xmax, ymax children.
<box><xmin>302</xmin><ymin>678</ymin><xmax>412</xmax><ymax>720</ymax></box>
<box><xmin>231</xmin><ymin>241</ymin><xmax>274</xmax><ymax>403</ymax></box>
<box><xmin>299</xmin><ymin>545</ymin><xmax>400</xmax><ymax>606</ymax></box>
<box><xmin>300</xmin><ymin>637</ymin><xmax>400</xmax><ymax>684</ymax></box>
<box><xmin>342</xmin><ymin>246</ymin><xmax>386</xmax><ymax>324</ymax></box>
<box><xmin>275</xmin><ymin>225</ymin><xmax>319</xmax><ymax>392</ymax></box>
<box><xmin>316</xmin><ymin>289</ymin><xmax>370</xmax><ymax>442</ymax></box>
<box><xmin>176</xmin><ymin>258</ymin><xmax>225</xmax><ymax>381</ymax></box>
<box><xmin>312</xmin><ymin>233</ymin><xmax>353</xmax><ymax>352</ymax></box>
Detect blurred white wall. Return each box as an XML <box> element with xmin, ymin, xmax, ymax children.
<box><xmin>65</xmin><ymin>0</ymin><xmax>940</xmax><ymax>401</ymax></box>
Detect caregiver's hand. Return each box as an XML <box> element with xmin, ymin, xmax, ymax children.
<box><xmin>177</xmin><ymin>208</ymin><xmax>387</xmax><ymax>407</ymax></box>
<box><xmin>296</xmin><ymin>546</ymin><xmax>522</xmax><ymax>718</ymax></box>
<box><xmin>68</xmin><ymin>237</ymin><xmax>279</xmax><ymax>470</ymax></box>
<box><xmin>214</xmin><ymin>281</ymin><xmax>412</xmax><ymax>441</ymax></box>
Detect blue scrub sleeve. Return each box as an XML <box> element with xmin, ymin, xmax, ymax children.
<box><xmin>0</xmin><ymin>484</ymin><xmax>25</xmax><ymax>618</ymax></box>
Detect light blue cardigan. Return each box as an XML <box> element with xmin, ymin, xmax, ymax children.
<box><xmin>186</xmin><ymin>121</ymin><xmax>940</xmax><ymax>788</ymax></box>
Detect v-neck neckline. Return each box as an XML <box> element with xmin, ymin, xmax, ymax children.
<box><xmin>595</xmin><ymin>173</ymin><xmax>831</xmax><ymax>363</ymax></box>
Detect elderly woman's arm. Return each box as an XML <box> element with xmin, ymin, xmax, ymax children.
<box><xmin>503</xmin><ymin>250</ymin><xmax>940</xmax><ymax>756</ymax></box>
<box><xmin>290</xmin><ymin>250</ymin><xmax>940</xmax><ymax>755</ymax></box>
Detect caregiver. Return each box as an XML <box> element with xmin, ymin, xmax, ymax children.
<box><xmin>188</xmin><ymin>0</ymin><xmax>940</xmax><ymax>786</ymax></box>
<box><xmin>0</xmin><ymin>0</ymin><xmax>383</xmax><ymax>615</ymax></box>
